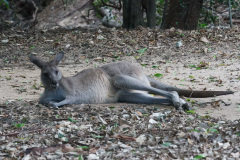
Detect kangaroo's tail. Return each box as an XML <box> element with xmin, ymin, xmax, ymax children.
<box><xmin>147</xmin><ymin>76</ymin><xmax>234</xmax><ymax>98</ymax></box>
<box><xmin>175</xmin><ymin>90</ymin><xmax>234</xmax><ymax>98</ymax></box>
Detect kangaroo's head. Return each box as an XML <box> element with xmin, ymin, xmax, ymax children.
<box><xmin>30</xmin><ymin>52</ymin><xmax>64</xmax><ymax>89</ymax></box>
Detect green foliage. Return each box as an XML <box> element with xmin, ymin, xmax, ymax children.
<box><xmin>199</xmin><ymin>0</ymin><xmax>240</xmax><ymax>28</ymax></box>
<box><xmin>198</xmin><ymin>23</ymin><xmax>208</xmax><ymax>29</ymax></box>
<box><xmin>13</xmin><ymin>123</ymin><xmax>25</xmax><ymax>128</ymax></box>
<box><xmin>186</xmin><ymin>110</ymin><xmax>195</xmax><ymax>114</ymax></box>
<box><xmin>0</xmin><ymin>0</ymin><xmax>9</xmax><ymax>9</ymax></box>
<box><xmin>68</xmin><ymin>117</ymin><xmax>77</xmax><ymax>123</ymax></box>
<box><xmin>154</xmin><ymin>73</ymin><xmax>163</xmax><ymax>78</ymax></box>
<box><xmin>78</xmin><ymin>146</ymin><xmax>89</xmax><ymax>149</ymax></box>
<box><xmin>194</xmin><ymin>154</ymin><xmax>206</xmax><ymax>159</ymax></box>
<box><xmin>152</xmin><ymin>65</ymin><xmax>159</xmax><ymax>68</ymax></box>
<box><xmin>29</xmin><ymin>46</ymin><xmax>35</xmax><ymax>49</ymax></box>
<box><xmin>58</xmin><ymin>133</ymin><xmax>65</xmax><ymax>138</ymax></box>
<box><xmin>93</xmin><ymin>0</ymin><xmax>108</xmax><ymax>6</ymax></box>
<box><xmin>109</xmin><ymin>106</ymin><xmax>115</xmax><ymax>109</ymax></box>
<box><xmin>207</xmin><ymin>128</ymin><xmax>218</xmax><ymax>133</ymax></box>
<box><xmin>162</xmin><ymin>142</ymin><xmax>172</xmax><ymax>147</ymax></box>
<box><xmin>91</xmin><ymin>134</ymin><xmax>103</xmax><ymax>138</ymax></box>
<box><xmin>137</xmin><ymin>48</ymin><xmax>147</xmax><ymax>54</ymax></box>
<box><xmin>156</xmin><ymin>0</ymin><xmax>165</xmax><ymax>25</ymax></box>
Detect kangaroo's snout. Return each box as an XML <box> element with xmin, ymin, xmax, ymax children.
<box><xmin>51</xmin><ymin>80</ymin><xmax>59</xmax><ymax>88</ymax></box>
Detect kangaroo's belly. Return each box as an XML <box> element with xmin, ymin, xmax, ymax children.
<box><xmin>73</xmin><ymin>84</ymin><xmax>117</xmax><ymax>104</ymax></box>
<box><xmin>72</xmin><ymin>68</ymin><xmax>118</xmax><ymax>104</ymax></box>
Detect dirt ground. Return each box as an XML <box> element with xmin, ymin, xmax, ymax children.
<box><xmin>0</xmin><ymin>27</ymin><xmax>239</xmax><ymax>120</ymax></box>
<box><xmin>1</xmin><ymin>27</ymin><xmax>240</xmax><ymax>159</ymax></box>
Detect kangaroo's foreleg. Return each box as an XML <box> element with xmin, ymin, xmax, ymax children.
<box><xmin>112</xmin><ymin>75</ymin><xmax>190</xmax><ymax>110</ymax></box>
<box><xmin>48</xmin><ymin>98</ymin><xmax>75</xmax><ymax>108</ymax></box>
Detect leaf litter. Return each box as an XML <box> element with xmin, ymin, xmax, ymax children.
<box><xmin>0</xmin><ymin>101</ymin><xmax>240</xmax><ymax>159</ymax></box>
<box><xmin>0</xmin><ymin>27</ymin><xmax>240</xmax><ymax>159</ymax></box>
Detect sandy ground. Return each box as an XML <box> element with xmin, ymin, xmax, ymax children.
<box><xmin>1</xmin><ymin>56</ymin><xmax>239</xmax><ymax>120</ymax></box>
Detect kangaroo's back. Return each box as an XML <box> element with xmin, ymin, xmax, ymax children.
<box><xmin>100</xmin><ymin>61</ymin><xmax>150</xmax><ymax>85</ymax></box>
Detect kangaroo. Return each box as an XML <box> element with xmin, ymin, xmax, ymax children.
<box><xmin>30</xmin><ymin>52</ymin><xmax>234</xmax><ymax>110</ymax></box>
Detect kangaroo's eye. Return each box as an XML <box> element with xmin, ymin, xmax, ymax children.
<box><xmin>55</xmin><ymin>71</ymin><xmax>58</xmax><ymax>75</ymax></box>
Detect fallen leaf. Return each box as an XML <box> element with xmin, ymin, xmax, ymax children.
<box><xmin>136</xmin><ymin>135</ymin><xmax>146</xmax><ymax>145</ymax></box>
<box><xmin>112</xmin><ymin>134</ymin><xmax>136</xmax><ymax>141</ymax></box>
<box><xmin>200</xmin><ymin>36</ymin><xmax>209</xmax><ymax>43</ymax></box>
<box><xmin>149</xmin><ymin>118</ymin><xmax>158</xmax><ymax>124</ymax></box>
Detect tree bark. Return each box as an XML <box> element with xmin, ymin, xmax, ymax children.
<box><xmin>142</xmin><ymin>0</ymin><xmax>156</xmax><ymax>28</ymax></box>
<box><xmin>123</xmin><ymin>0</ymin><xmax>143</xmax><ymax>29</ymax></box>
<box><xmin>161</xmin><ymin>0</ymin><xmax>203</xmax><ymax>30</ymax></box>
<box><xmin>161</xmin><ymin>0</ymin><xmax>169</xmax><ymax>29</ymax></box>
<box><xmin>122</xmin><ymin>0</ymin><xmax>156</xmax><ymax>29</ymax></box>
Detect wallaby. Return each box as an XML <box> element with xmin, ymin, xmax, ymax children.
<box><xmin>30</xmin><ymin>52</ymin><xmax>234</xmax><ymax>110</ymax></box>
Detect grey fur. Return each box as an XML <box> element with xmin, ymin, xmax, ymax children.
<box><xmin>30</xmin><ymin>52</ymin><xmax>234</xmax><ymax>110</ymax></box>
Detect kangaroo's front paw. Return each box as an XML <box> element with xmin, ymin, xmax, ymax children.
<box><xmin>49</xmin><ymin>101</ymin><xmax>59</xmax><ymax>109</ymax></box>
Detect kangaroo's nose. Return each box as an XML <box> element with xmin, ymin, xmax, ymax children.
<box><xmin>51</xmin><ymin>81</ymin><xmax>58</xmax><ymax>88</ymax></box>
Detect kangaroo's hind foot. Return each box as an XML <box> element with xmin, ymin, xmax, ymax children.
<box><xmin>170</xmin><ymin>91</ymin><xmax>191</xmax><ymax>110</ymax></box>
<box><xmin>112</xmin><ymin>75</ymin><xmax>190</xmax><ymax>110</ymax></box>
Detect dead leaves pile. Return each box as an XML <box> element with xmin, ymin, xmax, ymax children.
<box><xmin>0</xmin><ymin>101</ymin><xmax>240</xmax><ymax>159</ymax></box>
<box><xmin>1</xmin><ymin>26</ymin><xmax>240</xmax><ymax>68</ymax></box>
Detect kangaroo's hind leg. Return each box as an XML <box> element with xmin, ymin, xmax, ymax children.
<box><xmin>112</xmin><ymin>75</ymin><xmax>190</xmax><ymax>110</ymax></box>
<box><xmin>147</xmin><ymin>76</ymin><xmax>180</xmax><ymax>91</ymax></box>
<box><xmin>116</xmin><ymin>90</ymin><xmax>172</xmax><ymax>105</ymax></box>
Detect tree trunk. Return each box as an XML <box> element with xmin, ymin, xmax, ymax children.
<box><xmin>142</xmin><ymin>0</ymin><xmax>156</xmax><ymax>28</ymax></box>
<box><xmin>122</xmin><ymin>0</ymin><xmax>156</xmax><ymax>29</ymax></box>
<box><xmin>122</xmin><ymin>0</ymin><xmax>143</xmax><ymax>29</ymax></box>
<box><xmin>161</xmin><ymin>0</ymin><xmax>203</xmax><ymax>30</ymax></box>
<box><xmin>161</xmin><ymin>0</ymin><xmax>169</xmax><ymax>29</ymax></box>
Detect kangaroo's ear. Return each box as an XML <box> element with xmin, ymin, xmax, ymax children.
<box><xmin>30</xmin><ymin>55</ymin><xmax>46</xmax><ymax>69</ymax></box>
<box><xmin>51</xmin><ymin>52</ymin><xmax>64</xmax><ymax>66</ymax></box>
